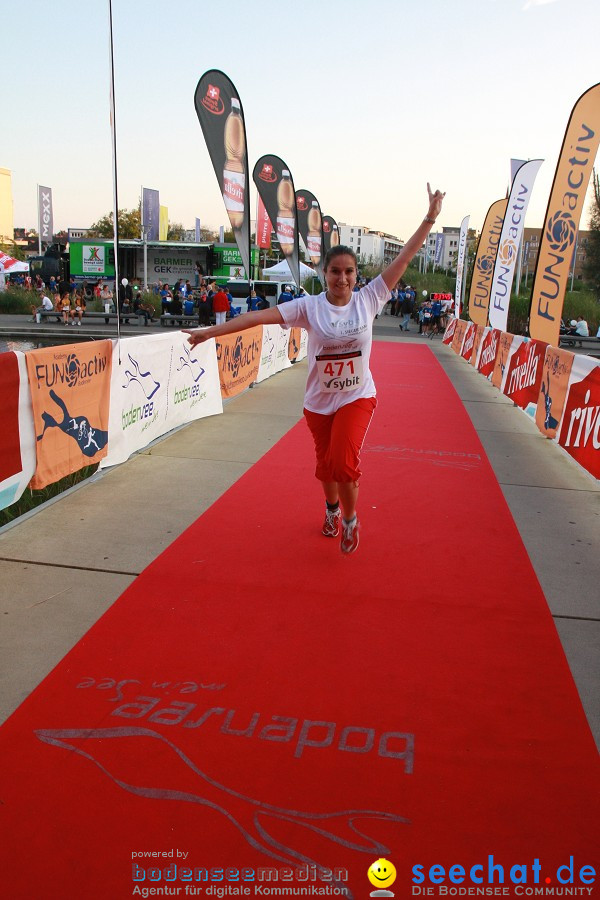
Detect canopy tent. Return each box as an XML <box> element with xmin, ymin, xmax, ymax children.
<box><xmin>0</xmin><ymin>252</ymin><xmax>29</xmax><ymax>273</ymax></box>
<box><xmin>261</xmin><ymin>259</ymin><xmax>316</xmax><ymax>284</ymax></box>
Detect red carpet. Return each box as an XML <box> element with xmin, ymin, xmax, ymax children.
<box><xmin>0</xmin><ymin>343</ymin><xmax>597</xmax><ymax>899</ymax></box>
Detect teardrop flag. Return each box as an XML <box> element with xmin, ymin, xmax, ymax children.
<box><xmin>253</xmin><ymin>156</ymin><xmax>301</xmax><ymax>288</ymax></box>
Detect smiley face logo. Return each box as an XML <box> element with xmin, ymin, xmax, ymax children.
<box><xmin>368</xmin><ymin>858</ymin><xmax>397</xmax><ymax>890</ymax></box>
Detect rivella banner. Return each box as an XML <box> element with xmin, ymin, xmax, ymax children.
<box><xmin>256</xmin><ymin>195</ymin><xmax>271</xmax><ymax>250</ymax></box>
<box><xmin>468</xmin><ymin>199</ymin><xmax>507</xmax><ymax>327</ymax></box>
<box><xmin>26</xmin><ymin>341</ymin><xmax>113</xmax><ymax>489</ymax></box>
<box><xmin>194</xmin><ymin>71</ymin><xmax>251</xmax><ymax>281</ymax></box>
<box><xmin>488</xmin><ymin>160</ymin><xmax>543</xmax><ymax>332</ymax></box>
<box><xmin>100</xmin><ymin>333</ymin><xmax>222</xmax><ymax>469</ymax></box>
<box><xmin>322</xmin><ymin>215</ymin><xmax>340</xmax><ymax>256</ymax></box>
<box><xmin>529</xmin><ymin>83</ymin><xmax>600</xmax><ymax>346</ymax></box>
<box><xmin>0</xmin><ymin>352</ymin><xmax>36</xmax><ymax>512</ymax></box>
<box><xmin>253</xmin><ymin>156</ymin><xmax>301</xmax><ymax>288</ymax></box>
<box><xmin>295</xmin><ymin>189</ymin><xmax>324</xmax><ymax>287</ymax></box>
<box><xmin>454</xmin><ymin>215</ymin><xmax>470</xmax><ymax>316</ymax></box>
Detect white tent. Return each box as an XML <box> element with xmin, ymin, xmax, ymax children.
<box><xmin>0</xmin><ymin>252</ymin><xmax>29</xmax><ymax>290</ymax></box>
<box><xmin>261</xmin><ymin>259</ymin><xmax>316</xmax><ymax>284</ymax></box>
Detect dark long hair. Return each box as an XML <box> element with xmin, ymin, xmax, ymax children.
<box><xmin>323</xmin><ymin>245</ymin><xmax>358</xmax><ymax>271</ymax></box>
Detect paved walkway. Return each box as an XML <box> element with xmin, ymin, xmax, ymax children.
<box><xmin>0</xmin><ymin>321</ymin><xmax>598</xmax><ymax>747</ymax></box>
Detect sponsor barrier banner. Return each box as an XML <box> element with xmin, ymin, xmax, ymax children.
<box><xmin>38</xmin><ymin>185</ymin><xmax>53</xmax><ymax>245</ymax></box>
<box><xmin>0</xmin><ymin>352</ymin><xmax>36</xmax><ymax>512</ymax></box>
<box><xmin>255</xmin><ymin>195</ymin><xmax>271</xmax><ymax>250</ymax></box>
<box><xmin>322</xmin><ymin>215</ymin><xmax>340</xmax><ymax>256</ymax></box>
<box><xmin>195</xmin><ymin>70</ymin><xmax>252</xmax><ymax>281</ymax></box>
<box><xmin>477</xmin><ymin>328</ymin><xmax>501</xmax><ymax>379</ymax></box>
<box><xmin>142</xmin><ymin>187</ymin><xmax>160</xmax><ymax>242</ymax></box>
<box><xmin>26</xmin><ymin>341</ymin><xmax>113</xmax><ymax>489</ymax></box>
<box><xmin>535</xmin><ymin>345</ymin><xmax>575</xmax><ymax>440</ymax></box>
<box><xmin>454</xmin><ymin>215</ymin><xmax>470</xmax><ymax>316</ymax></box>
<box><xmin>557</xmin><ymin>354</ymin><xmax>600</xmax><ymax>478</ymax></box>
<box><xmin>460</xmin><ymin>322</ymin><xmax>477</xmax><ymax>361</ymax></box>
<box><xmin>253</xmin><ymin>155</ymin><xmax>301</xmax><ymax>288</ymax></box>
<box><xmin>491</xmin><ymin>332</ymin><xmax>523</xmax><ymax>390</ymax></box>
<box><xmin>468</xmin><ymin>198</ymin><xmax>507</xmax><ymax>327</ymax></box>
<box><xmin>442</xmin><ymin>317</ymin><xmax>457</xmax><ymax>345</ymax></box>
<box><xmin>470</xmin><ymin>324</ymin><xmax>486</xmax><ymax>368</ymax></box>
<box><xmin>288</xmin><ymin>327</ymin><xmax>302</xmax><ymax>363</ymax></box>
<box><xmin>100</xmin><ymin>333</ymin><xmax>222</xmax><ymax>469</ymax></box>
<box><xmin>295</xmin><ymin>188</ymin><xmax>324</xmax><ymax>286</ymax></box>
<box><xmin>216</xmin><ymin>326</ymin><xmax>263</xmax><ymax>398</ymax></box>
<box><xmin>298</xmin><ymin>328</ymin><xmax>308</xmax><ymax>361</ymax></box>
<box><xmin>451</xmin><ymin>318</ymin><xmax>468</xmax><ymax>355</ymax></box>
<box><xmin>256</xmin><ymin>325</ymin><xmax>292</xmax><ymax>384</ymax></box>
<box><xmin>502</xmin><ymin>337</ymin><xmax>548</xmax><ymax>416</ymax></box>
<box><xmin>529</xmin><ymin>83</ymin><xmax>600</xmax><ymax>346</ymax></box>
<box><xmin>488</xmin><ymin>160</ymin><xmax>543</xmax><ymax>331</ymax></box>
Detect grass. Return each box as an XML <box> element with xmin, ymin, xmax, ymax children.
<box><xmin>0</xmin><ymin>465</ymin><xmax>98</xmax><ymax>528</ymax></box>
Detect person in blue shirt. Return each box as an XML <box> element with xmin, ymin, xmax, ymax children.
<box><xmin>430</xmin><ymin>295</ymin><xmax>443</xmax><ymax>336</ymax></box>
<box><xmin>277</xmin><ymin>285</ymin><xmax>294</xmax><ymax>304</ymax></box>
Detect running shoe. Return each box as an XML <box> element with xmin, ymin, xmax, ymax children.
<box><xmin>341</xmin><ymin>517</ymin><xmax>360</xmax><ymax>554</ymax></box>
<box><xmin>322</xmin><ymin>506</ymin><xmax>341</xmax><ymax>538</ymax></box>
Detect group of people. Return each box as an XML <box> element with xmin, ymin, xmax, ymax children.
<box><xmin>32</xmin><ymin>288</ymin><xmax>87</xmax><ymax>326</ymax></box>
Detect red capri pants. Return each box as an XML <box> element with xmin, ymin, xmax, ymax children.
<box><xmin>303</xmin><ymin>397</ymin><xmax>377</xmax><ymax>485</ymax></box>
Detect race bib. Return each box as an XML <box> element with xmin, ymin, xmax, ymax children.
<box><xmin>315</xmin><ymin>351</ymin><xmax>363</xmax><ymax>392</ymax></box>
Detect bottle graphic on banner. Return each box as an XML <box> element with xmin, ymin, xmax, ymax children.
<box><xmin>331</xmin><ymin>224</ymin><xmax>339</xmax><ymax>247</ymax></box>
<box><xmin>277</xmin><ymin>170</ymin><xmax>295</xmax><ymax>257</ymax></box>
<box><xmin>223</xmin><ymin>98</ymin><xmax>245</xmax><ymax>230</ymax></box>
<box><xmin>307</xmin><ymin>201</ymin><xmax>322</xmax><ymax>266</ymax></box>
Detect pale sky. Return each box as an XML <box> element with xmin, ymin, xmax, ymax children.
<box><xmin>2</xmin><ymin>0</ymin><xmax>599</xmax><ymax>241</ymax></box>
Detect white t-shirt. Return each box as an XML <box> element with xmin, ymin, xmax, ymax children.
<box><xmin>277</xmin><ymin>274</ymin><xmax>388</xmax><ymax>414</ymax></box>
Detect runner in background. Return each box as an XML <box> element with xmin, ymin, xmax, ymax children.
<box><xmin>185</xmin><ymin>184</ymin><xmax>445</xmax><ymax>554</ymax></box>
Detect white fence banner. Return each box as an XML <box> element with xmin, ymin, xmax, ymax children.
<box><xmin>488</xmin><ymin>159</ymin><xmax>543</xmax><ymax>331</ymax></box>
<box><xmin>298</xmin><ymin>328</ymin><xmax>308</xmax><ymax>361</ymax></box>
<box><xmin>256</xmin><ymin>325</ymin><xmax>292</xmax><ymax>383</ymax></box>
<box><xmin>100</xmin><ymin>332</ymin><xmax>222</xmax><ymax>468</ymax></box>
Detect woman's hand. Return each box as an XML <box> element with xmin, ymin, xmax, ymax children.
<box><xmin>183</xmin><ymin>327</ymin><xmax>215</xmax><ymax>347</ymax></box>
<box><xmin>427</xmin><ymin>182</ymin><xmax>446</xmax><ymax>221</ymax></box>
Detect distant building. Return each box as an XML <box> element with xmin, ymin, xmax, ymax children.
<box><xmin>522</xmin><ymin>227</ymin><xmax>589</xmax><ymax>280</ymax></box>
<box><xmin>337</xmin><ymin>223</ymin><xmax>404</xmax><ymax>266</ymax></box>
<box><xmin>425</xmin><ymin>227</ymin><xmax>461</xmax><ymax>270</ymax></box>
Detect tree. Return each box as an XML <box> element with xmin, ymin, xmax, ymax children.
<box><xmin>583</xmin><ymin>168</ymin><xmax>600</xmax><ymax>293</ymax></box>
<box><xmin>167</xmin><ymin>222</ymin><xmax>185</xmax><ymax>241</ymax></box>
<box><xmin>88</xmin><ymin>207</ymin><xmax>141</xmax><ymax>239</ymax></box>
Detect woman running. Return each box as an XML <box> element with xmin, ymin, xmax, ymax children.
<box><xmin>184</xmin><ymin>184</ymin><xmax>445</xmax><ymax>554</ymax></box>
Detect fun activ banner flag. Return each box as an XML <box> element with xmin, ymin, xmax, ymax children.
<box><xmin>529</xmin><ymin>83</ymin><xmax>600</xmax><ymax>346</ymax></box>
<box><xmin>99</xmin><ymin>333</ymin><xmax>222</xmax><ymax>469</ymax></box>
<box><xmin>295</xmin><ymin>189</ymin><xmax>324</xmax><ymax>286</ymax></box>
<box><xmin>195</xmin><ymin>71</ymin><xmax>251</xmax><ymax>281</ymax></box>
<box><xmin>38</xmin><ymin>185</ymin><xmax>53</xmax><ymax>245</ymax></box>
<box><xmin>142</xmin><ymin>188</ymin><xmax>160</xmax><ymax>242</ymax></box>
<box><xmin>488</xmin><ymin>160</ymin><xmax>543</xmax><ymax>331</ymax></box>
<box><xmin>468</xmin><ymin>199</ymin><xmax>507</xmax><ymax>326</ymax></box>
<box><xmin>253</xmin><ymin>156</ymin><xmax>301</xmax><ymax>288</ymax></box>
<box><xmin>256</xmin><ymin>195</ymin><xmax>271</xmax><ymax>251</ymax></box>
<box><xmin>322</xmin><ymin>215</ymin><xmax>340</xmax><ymax>257</ymax></box>
<box><xmin>26</xmin><ymin>341</ymin><xmax>113</xmax><ymax>489</ymax></box>
<box><xmin>454</xmin><ymin>215</ymin><xmax>470</xmax><ymax>316</ymax></box>
<box><xmin>0</xmin><ymin>352</ymin><xmax>36</xmax><ymax>511</ymax></box>
<box><xmin>216</xmin><ymin>326</ymin><xmax>263</xmax><ymax>398</ymax></box>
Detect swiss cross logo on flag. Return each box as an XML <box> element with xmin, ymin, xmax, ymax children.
<box><xmin>297</xmin><ymin>195</ymin><xmax>308</xmax><ymax>211</ymax></box>
<box><xmin>200</xmin><ymin>82</ymin><xmax>225</xmax><ymax>115</ymax></box>
<box><xmin>258</xmin><ymin>163</ymin><xmax>277</xmax><ymax>183</ymax></box>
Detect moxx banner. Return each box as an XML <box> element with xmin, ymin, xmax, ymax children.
<box><xmin>488</xmin><ymin>160</ymin><xmax>543</xmax><ymax>332</ymax></box>
<box><xmin>529</xmin><ymin>83</ymin><xmax>600</xmax><ymax>346</ymax></box>
<box><xmin>26</xmin><ymin>341</ymin><xmax>113</xmax><ymax>489</ymax></box>
<box><xmin>295</xmin><ymin>188</ymin><xmax>324</xmax><ymax>287</ymax></box>
<box><xmin>194</xmin><ymin>70</ymin><xmax>251</xmax><ymax>280</ymax></box>
<box><xmin>253</xmin><ymin>155</ymin><xmax>301</xmax><ymax>288</ymax></box>
<box><xmin>468</xmin><ymin>198</ymin><xmax>507</xmax><ymax>327</ymax></box>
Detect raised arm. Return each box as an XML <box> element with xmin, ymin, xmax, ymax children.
<box><xmin>381</xmin><ymin>183</ymin><xmax>445</xmax><ymax>290</ymax></box>
<box><xmin>183</xmin><ymin>305</ymin><xmax>284</xmax><ymax>346</ymax></box>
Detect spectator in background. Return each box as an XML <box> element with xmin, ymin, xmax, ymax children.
<box><xmin>31</xmin><ymin>291</ymin><xmax>54</xmax><ymax>322</ymax></box>
<box><xmin>71</xmin><ymin>290</ymin><xmax>86</xmax><ymax>326</ymax></box>
<box><xmin>160</xmin><ymin>284</ymin><xmax>172</xmax><ymax>314</ymax></box>
<box><xmin>212</xmin><ymin>286</ymin><xmax>230</xmax><ymax>325</ymax></box>
<box><xmin>49</xmin><ymin>276</ymin><xmax>57</xmax><ymax>294</ymax></box>
<box><xmin>183</xmin><ymin>294</ymin><xmax>195</xmax><ymax>315</ymax></box>
<box><xmin>399</xmin><ymin>289</ymin><xmax>413</xmax><ymax>331</ymax></box>
<box><xmin>255</xmin><ymin>293</ymin><xmax>270</xmax><ymax>311</ymax></box>
<box><xmin>575</xmin><ymin>316</ymin><xmax>589</xmax><ymax>337</ymax></box>
<box><xmin>277</xmin><ymin>285</ymin><xmax>294</xmax><ymax>305</ymax></box>
<box><xmin>133</xmin><ymin>293</ymin><xmax>156</xmax><ymax>325</ymax></box>
<box><xmin>246</xmin><ymin>289</ymin><xmax>259</xmax><ymax>312</ymax></box>
<box><xmin>196</xmin><ymin>288</ymin><xmax>212</xmax><ymax>326</ymax></box>
<box><xmin>58</xmin><ymin>289</ymin><xmax>71</xmax><ymax>326</ymax></box>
